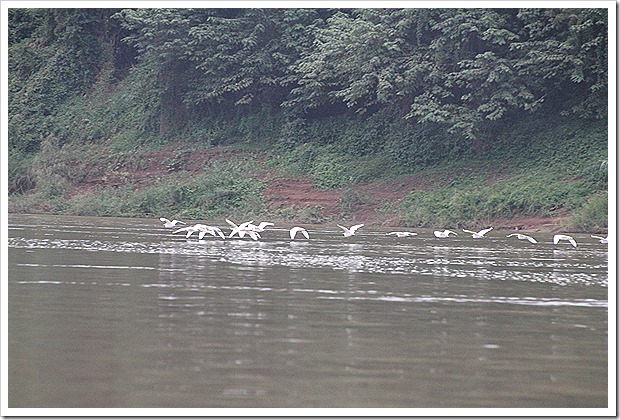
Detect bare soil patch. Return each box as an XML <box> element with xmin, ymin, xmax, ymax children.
<box><xmin>262</xmin><ymin>176</ymin><xmax>342</xmax><ymax>216</ymax></box>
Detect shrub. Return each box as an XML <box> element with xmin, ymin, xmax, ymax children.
<box><xmin>567</xmin><ymin>192</ymin><xmax>608</xmax><ymax>231</ymax></box>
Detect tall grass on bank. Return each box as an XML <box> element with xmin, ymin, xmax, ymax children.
<box><xmin>399</xmin><ymin>169</ymin><xmax>597</xmax><ymax>227</ymax></box>
<box><xmin>9</xmin><ymin>160</ymin><xmax>267</xmax><ymax>220</ymax></box>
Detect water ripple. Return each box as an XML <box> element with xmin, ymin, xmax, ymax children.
<box><xmin>8</xmin><ymin>232</ymin><xmax>608</xmax><ymax>290</ymax></box>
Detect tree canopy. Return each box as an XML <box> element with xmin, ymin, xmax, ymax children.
<box><xmin>9</xmin><ymin>7</ymin><xmax>608</xmax><ymax>151</ymax></box>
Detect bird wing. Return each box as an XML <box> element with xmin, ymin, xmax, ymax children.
<box><xmin>225</xmin><ymin>219</ymin><xmax>238</xmax><ymax>228</ymax></box>
<box><xmin>290</xmin><ymin>227</ymin><xmax>301</xmax><ymax>239</ymax></box>
<box><xmin>447</xmin><ymin>230</ymin><xmax>457</xmax><ymax>236</ymax></box>
<box><xmin>258</xmin><ymin>222</ymin><xmax>274</xmax><ymax>229</ymax></box>
<box><xmin>291</xmin><ymin>227</ymin><xmax>308</xmax><ymax>239</ymax></box>
<box><xmin>160</xmin><ymin>217</ymin><xmax>169</xmax><ymax>223</ymax></box>
<box><xmin>568</xmin><ymin>237</ymin><xmax>577</xmax><ymax>247</ymax></box>
<box><xmin>214</xmin><ymin>228</ymin><xmax>225</xmax><ymax>239</ymax></box>
<box><xmin>553</xmin><ymin>235</ymin><xmax>561</xmax><ymax>244</ymax></box>
<box><xmin>173</xmin><ymin>227</ymin><xmax>188</xmax><ymax>234</ymax></box>
<box><xmin>479</xmin><ymin>227</ymin><xmax>493</xmax><ymax>236</ymax></box>
<box><xmin>462</xmin><ymin>229</ymin><xmax>476</xmax><ymax>235</ymax></box>
<box><xmin>337</xmin><ymin>224</ymin><xmax>349</xmax><ymax>232</ymax></box>
<box><xmin>248</xmin><ymin>231</ymin><xmax>260</xmax><ymax>241</ymax></box>
<box><xmin>198</xmin><ymin>230</ymin><xmax>208</xmax><ymax>240</ymax></box>
<box><xmin>526</xmin><ymin>236</ymin><xmax>537</xmax><ymax>243</ymax></box>
<box><xmin>350</xmin><ymin>224</ymin><xmax>364</xmax><ymax>233</ymax></box>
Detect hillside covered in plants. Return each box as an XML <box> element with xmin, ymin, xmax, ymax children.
<box><xmin>7</xmin><ymin>8</ymin><xmax>609</xmax><ymax>231</ymax></box>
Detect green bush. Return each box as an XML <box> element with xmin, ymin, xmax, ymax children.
<box><xmin>400</xmin><ymin>168</ymin><xmax>600</xmax><ymax>228</ymax></box>
<box><xmin>567</xmin><ymin>192</ymin><xmax>608</xmax><ymax>231</ymax></box>
<box><xmin>66</xmin><ymin>190</ymin><xmax>132</xmax><ymax>217</ymax></box>
<box><xmin>310</xmin><ymin>149</ymin><xmax>350</xmax><ymax>189</ymax></box>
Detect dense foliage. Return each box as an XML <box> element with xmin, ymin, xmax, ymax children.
<box><xmin>7</xmin><ymin>7</ymin><xmax>609</xmax><ymax>229</ymax></box>
<box><xmin>10</xmin><ymin>8</ymin><xmax>607</xmax><ymax>148</ymax></box>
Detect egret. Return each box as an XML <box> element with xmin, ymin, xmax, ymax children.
<box><xmin>507</xmin><ymin>233</ymin><xmax>537</xmax><ymax>244</ymax></box>
<box><xmin>386</xmin><ymin>231</ymin><xmax>418</xmax><ymax>238</ymax></box>
<box><xmin>337</xmin><ymin>224</ymin><xmax>364</xmax><ymax>237</ymax></box>
<box><xmin>247</xmin><ymin>222</ymin><xmax>275</xmax><ymax>232</ymax></box>
<box><xmin>553</xmin><ymin>234</ymin><xmax>577</xmax><ymax>248</ymax></box>
<box><xmin>462</xmin><ymin>227</ymin><xmax>493</xmax><ymax>238</ymax></box>
<box><xmin>433</xmin><ymin>230</ymin><xmax>457</xmax><ymax>238</ymax></box>
<box><xmin>591</xmin><ymin>235</ymin><xmax>608</xmax><ymax>244</ymax></box>
<box><xmin>235</xmin><ymin>226</ymin><xmax>261</xmax><ymax>240</ymax></box>
<box><xmin>160</xmin><ymin>217</ymin><xmax>185</xmax><ymax>228</ymax></box>
<box><xmin>173</xmin><ymin>224</ymin><xmax>204</xmax><ymax>238</ymax></box>
<box><xmin>226</xmin><ymin>219</ymin><xmax>254</xmax><ymax>238</ymax></box>
<box><xmin>290</xmin><ymin>227</ymin><xmax>310</xmax><ymax>240</ymax></box>
<box><xmin>198</xmin><ymin>225</ymin><xmax>226</xmax><ymax>240</ymax></box>
<box><xmin>225</xmin><ymin>218</ymin><xmax>240</xmax><ymax>231</ymax></box>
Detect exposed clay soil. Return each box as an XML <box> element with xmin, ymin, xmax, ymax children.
<box><xmin>66</xmin><ymin>144</ymin><xmax>565</xmax><ymax>231</ymax></box>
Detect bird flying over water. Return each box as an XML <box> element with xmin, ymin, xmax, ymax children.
<box><xmin>160</xmin><ymin>217</ymin><xmax>186</xmax><ymax>228</ymax></box>
<box><xmin>290</xmin><ymin>227</ymin><xmax>310</xmax><ymax>240</ymax></box>
<box><xmin>507</xmin><ymin>233</ymin><xmax>537</xmax><ymax>244</ymax></box>
<box><xmin>386</xmin><ymin>231</ymin><xmax>418</xmax><ymax>238</ymax></box>
<box><xmin>198</xmin><ymin>225</ymin><xmax>226</xmax><ymax>240</ymax></box>
<box><xmin>226</xmin><ymin>219</ymin><xmax>253</xmax><ymax>238</ymax></box>
<box><xmin>591</xmin><ymin>235</ymin><xmax>608</xmax><ymax>244</ymax></box>
<box><xmin>433</xmin><ymin>230</ymin><xmax>457</xmax><ymax>238</ymax></box>
<box><xmin>553</xmin><ymin>234</ymin><xmax>577</xmax><ymax>248</ymax></box>
<box><xmin>225</xmin><ymin>219</ymin><xmax>262</xmax><ymax>240</ymax></box>
<box><xmin>337</xmin><ymin>224</ymin><xmax>364</xmax><ymax>237</ymax></box>
<box><xmin>463</xmin><ymin>227</ymin><xmax>493</xmax><ymax>238</ymax></box>
<box><xmin>248</xmin><ymin>222</ymin><xmax>275</xmax><ymax>232</ymax></box>
<box><xmin>173</xmin><ymin>224</ymin><xmax>205</xmax><ymax>238</ymax></box>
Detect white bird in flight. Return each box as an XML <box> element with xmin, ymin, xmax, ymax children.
<box><xmin>290</xmin><ymin>227</ymin><xmax>310</xmax><ymax>240</ymax></box>
<box><xmin>247</xmin><ymin>222</ymin><xmax>275</xmax><ymax>232</ymax></box>
<box><xmin>199</xmin><ymin>225</ymin><xmax>226</xmax><ymax>240</ymax></box>
<box><xmin>507</xmin><ymin>233</ymin><xmax>537</xmax><ymax>244</ymax></box>
<box><xmin>169</xmin><ymin>221</ymin><xmax>226</xmax><ymax>240</ymax></box>
<box><xmin>226</xmin><ymin>219</ymin><xmax>252</xmax><ymax>238</ymax></box>
<box><xmin>160</xmin><ymin>217</ymin><xmax>186</xmax><ymax>228</ymax></box>
<box><xmin>173</xmin><ymin>224</ymin><xmax>206</xmax><ymax>238</ymax></box>
<box><xmin>591</xmin><ymin>235</ymin><xmax>608</xmax><ymax>244</ymax></box>
<box><xmin>225</xmin><ymin>219</ymin><xmax>262</xmax><ymax>240</ymax></box>
<box><xmin>553</xmin><ymin>234</ymin><xmax>577</xmax><ymax>248</ymax></box>
<box><xmin>236</xmin><ymin>226</ymin><xmax>261</xmax><ymax>240</ymax></box>
<box><xmin>433</xmin><ymin>230</ymin><xmax>457</xmax><ymax>238</ymax></box>
<box><xmin>386</xmin><ymin>231</ymin><xmax>418</xmax><ymax>238</ymax></box>
<box><xmin>462</xmin><ymin>227</ymin><xmax>493</xmax><ymax>238</ymax></box>
<box><xmin>337</xmin><ymin>224</ymin><xmax>364</xmax><ymax>237</ymax></box>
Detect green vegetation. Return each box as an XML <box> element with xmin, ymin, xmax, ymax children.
<box><xmin>7</xmin><ymin>8</ymin><xmax>609</xmax><ymax>230</ymax></box>
<box><xmin>10</xmin><ymin>158</ymin><xmax>267</xmax><ymax>220</ymax></box>
<box><xmin>398</xmin><ymin>115</ymin><xmax>608</xmax><ymax>227</ymax></box>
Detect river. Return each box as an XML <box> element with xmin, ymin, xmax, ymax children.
<box><xmin>6</xmin><ymin>214</ymin><xmax>609</xmax><ymax>410</ymax></box>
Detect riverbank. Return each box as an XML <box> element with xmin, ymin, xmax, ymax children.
<box><xmin>8</xmin><ymin>140</ymin><xmax>600</xmax><ymax>233</ymax></box>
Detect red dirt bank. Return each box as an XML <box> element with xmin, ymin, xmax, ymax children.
<box><xmin>67</xmin><ymin>144</ymin><xmax>565</xmax><ymax>231</ymax></box>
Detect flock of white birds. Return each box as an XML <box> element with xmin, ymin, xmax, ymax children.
<box><xmin>160</xmin><ymin>217</ymin><xmax>608</xmax><ymax>247</ymax></box>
